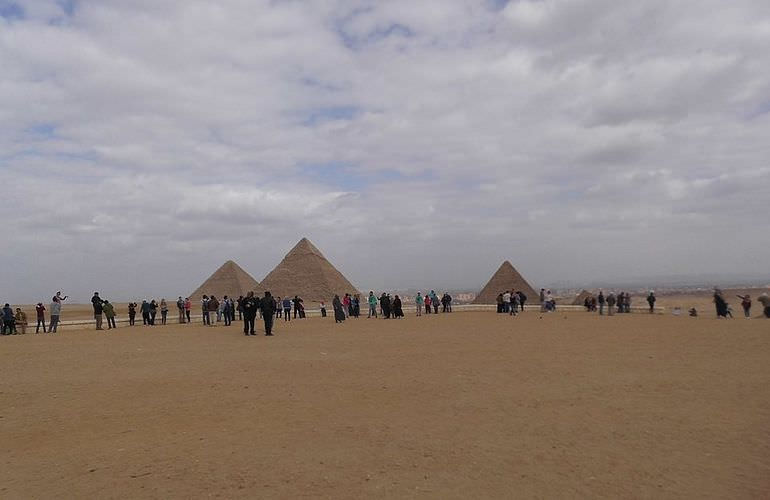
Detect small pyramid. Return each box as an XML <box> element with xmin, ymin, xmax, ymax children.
<box><xmin>259</xmin><ymin>237</ymin><xmax>360</xmax><ymax>303</ymax></box>
<box><xmin>189</xmin><ymin>260</ymin><xmax>261</xmax><ymax>302</ymax></box>
<box><xmin>572</xmin><ymin>289</ymin><xmax>593</xmax><ymax>305</ymax></box>
<box><xmin>472</xmin><ymin>261</ymin><xmax>538</xmax><ymax>304</ymax></box>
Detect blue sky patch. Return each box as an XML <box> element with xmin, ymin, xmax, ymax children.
<box><xmin>0</xmin><ymin>1</ymin><xmax>24</xmax><ymax>20</ymax></box>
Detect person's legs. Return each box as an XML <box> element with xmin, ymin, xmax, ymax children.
<box><xmin>95</xmin><ymin>315</ymin><xmax>103</xmax><ymax>330</ymax></box>
<box><xmin>264</xmin><ymin>314</ymin><xmax>273</xmax><ymax>335</ymax></box>
<box><xmin>50</xmin><ymin>315</ymin><xmax>59</xmax><ymax>332</ymax></box>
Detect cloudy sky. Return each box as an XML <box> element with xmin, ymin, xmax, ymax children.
<box><xmin>1</xmin><ymin>0</ymin><xmax>769</xmax><ymax>302</ymax></box>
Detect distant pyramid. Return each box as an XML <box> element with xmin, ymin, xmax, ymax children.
<box><xmin>572</xmin><ymin>289</ymin><xmax>593</xmax><ymax>305</ymax></box>
<box><xmin>189</xmin><ymin>260</ymin><xmax>261</xmax><ymax>302</ymax></box>
<box><xmin>472</xmin><ymin>261</ymin><xmax>538</xmax><ymax>304</ymax></box>
<box><xmin>259</xmin><ymin>237</ymin><xmax>360</xmax><ymax>303</ymax></box>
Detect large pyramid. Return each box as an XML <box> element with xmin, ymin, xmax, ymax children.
<box><xmin>259</xmin><ymin>237</ymin><xmax>360</xmax><ymax>303</ymax></box>
<box><xmin>472</xmin><ymin>261</ymin><xmax>538</xmax><ymax>304</ymax></box>
<box><xmin>189</xmin><ymin>260</ymin><xmax>261</xmax><ymax>302</ymax></box>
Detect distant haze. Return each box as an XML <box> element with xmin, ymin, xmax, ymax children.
<box><xmin>1</xmin><ymin>1</ymin><xmax>769</xmax><ymax>304</ymax></box>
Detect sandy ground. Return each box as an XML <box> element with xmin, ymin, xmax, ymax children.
<box><xmin>1</xmin><ymin>311</ymin><xmax>768</xmax><ymax>498</ymax></box>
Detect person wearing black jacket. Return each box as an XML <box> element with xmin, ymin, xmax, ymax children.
<box><xmin>91</xmin><ymin>292</ymin><xmax>104</xmax><ymax>330</ymax></box>
<box><xmin>261</xmin><ymin>292</ymin><xmax>276</xmax><ymax>336</ymax></box>
<box><xmin>241</xmin><ymin>292</ymin><xmax>259</xmax><ymax>336</ymax></box>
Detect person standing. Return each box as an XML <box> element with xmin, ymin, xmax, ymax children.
<box><xmin>208</xmin><ymin>296</ymin><xmax>219</xmax><ymax>325</ymax></box>
<box><xmin>415</xmin><ymin>292</ymin><xmax>423</xmax><ymax>316</ymax></box>
<box><xmin>320</xmin><ymin>300</ymin><xmax>327</xmax><ymax>317</ymax></box>
<box><xmin>368</xmin><ymin>291</ymin><xmax>378</xmax><ymax>318</ymax></box>
<box><xmin>149</xmin><ymin>299</ymin><xmax>158</xmax><ymax>325</ymax></box>
<box><xmin>332</xmin><ymin>295</ymin><xmax>345</xmax><ymax>323</ymax></box>
<box><xmin>293</xmin><ymin>296</ymin><xmax>303</xmax><ymax>319</ymax></box>
<box><xmin>539</xmin><ymin>288</ymin><xmax>546</xmax><ymax>312</ymax></box>
<box><xmin>502</xmin><ymin>291</ymin><xmax>511</xmax><ymax>314</ymax></box>
<box><xmin>517</xmin><ymin>291</ymin><xmax>526</xmax><ymax>312</ymax></box>
<box><xmin>222</xmin><ymin>296</ymin><xmax>232</xmax><ymax>326</ymax></box>
<box><xmin>275</xmin><ymin>297</ymin><xmax>282</xmax><ymax>319</ymax></box>
<box><xmin>14</xmin><ymin>308</ymin><xmax>27</xmax><ymax>334</ymax></box>
<box><xmin>392</xmin><ymin>295</ymin><xmax>404</xmax><ymax>318</ymax></box>
<box><xmin>184</xmin><ymin>297</ymin><xmax>191</xmax><ymax>323</ymax></box>
<box><xmin>510</xmin><ymin>293</ymin><xmax>520</xmax><ymax>316</ymax></box>
<box><xmin>380</xmin><ymin>293</ymin><xmax>391</xmax><ymax>319</ymax></box>
<box><xmin>432</xmin><ymin>293</ymin><xmax>439</xmax><ymax>314</ymax></box>
<box><xmin>647</xmin><ymin>291</ymin><xmax>656</xmax><ymax>313</ymax></box>
<box><xmin>49</xmin><ymin>292</ymin><xmax>67</xmax><ymax>333</ymax></box>
<box><xmin>736</xmin><ymin>294</ymin><xmax>752</xmax><ymax>318</ymax></box>
<box><xmin>2</xmin><ymin>304</ymin><xmax>16</xmax><ymax>335</ymax></box>
<box><xmin>140</xmin><ymin>300</ymin><xmax>151</xmax><ymax>325</ymax></box>
<box><xmin>236</xmin><ymin>296</ymin><xmax>244</xmax><ymax>321</ymax></box>
<box><xmin>91</xmin><ymin>292</ymin><xmax>104</xmax><ymax>330</ymax></box>
<box><xmin>598</xmin><ymin>291</ymin><xmax>605</xmax><ymax>315</ymax></box>
<box><xmin>282</xmin><ymin>296</ymin><xmax>292</xmax><ymax>321</ymax></box>
<box><xmin>262</xmin><ymin>292</ymin><xmax>276</xmax><ymax>335</ymax></box>
<box><xmin>342</xmin><ymin>294</ymin><xmax>351</xmax><ymax>318</ymax></box>
<box><xmin>103</xmin><ymin>300</ymin><xmax>116</xmax><ymax>329</ymax></box>
<box><xmin>713</xmin><ymin>289</ymin><xmax>729</xmax><ymax>318</ymax></box>
<box><xmin>128</xmin><ymin>302</ymin><xmax>137</xmax><ymax>326</ymax></box>
<box><xmin>201</xmin><ymin>295</ymin><xmax>210</xmax><ymax>325</ymax></box>
<box><xmin>160</xmin><ymin>299</ymin><xmax>168</xmax><ymax>325</ymax></box>
<box><xmin>607</xmin><ymin>292</ymin><xmax>616</xmax><ymax>316</ymax></box>
<box><xmin>242</xmin><ymin>291</ymin><xmax>258</xmax><ymax>336</ymax></box>
<box><xmin>424</xmin><ymin>294</ymin><xmax>432</xmax><ymax>314</ymax></box>
<box><xmin>35</xmin><ymin>303</ymin><xmax>47</xmax><ymax>333</ymax></box>
<box><xmin>177</xmin><ymin>296</ymin><xmax>185</xmax><ymax>323</ymax></box>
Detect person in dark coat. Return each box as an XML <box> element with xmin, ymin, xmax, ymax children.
<box><xmin>242</xmin><ymin>291</ymin><xmax>258</xmax><ymax>336</ymax></box>
<box><xmin>332</xmin><ymin>295</ymin><xmax>345</xmax><ymax>323</ymax></box>
<box><xmin>91</xmin><ymin>292</ymin><xmax>104</xmax><ymax>330</ymax></box>
<box><xmin>714</xmin><ymin>289</ymin><xmax>730</xmax><ymax>318</ymax></box>
<box><xmin>380</xmin><ymin>293</ymin><xmax>391</xmax><ymax>319</ymax></box>
<box><xmin>392</xmin><ymin>295</ymin><xmax>404</xmax><ymax>318</ymax></box>
<box><xmin>261</xmin><ymin>292</ymin><xmax>276</xmax><ymax>335</ymax></box>
<box><xmin>647</xmin><ymin>291</ymin><xmax>656</xmax><ymax>313</ymax></box>
<box><xmin>128</xmin><ymin>302</ymin><xmax>137</xmax><ymax>326</ymax></box>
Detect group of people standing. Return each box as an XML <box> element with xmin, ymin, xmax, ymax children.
<box><xmin>716</xmin><ymin>289</ymin><xmax>770</xmax><ymax>319</ymax></box>
<box><xmin>2</xmin><ymin>291</ymin><xmax>68</xmax><ymax>335</ymax></box>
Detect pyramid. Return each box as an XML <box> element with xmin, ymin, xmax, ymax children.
<box><xmin>259</xmin><ymin>237</ymin><xmax>360</xmax><ymax>303</ymax></box>
<box><xmin>189</xmin><ymin>260</ymin><xmax>261</xmax><ymax>302</ymax></box>
<box><xmin>472</xmin><ymin>261</ymin><xmax>538</xmax><ymax>304</ymax></box>
<box><xmin>572</xmin><ymin>289</ymin><xmax>593</xmax><ymax>305</ymax></box>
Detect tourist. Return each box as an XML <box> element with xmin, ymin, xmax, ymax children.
<box><xmin>319</xmin><ymin>300</ymin><xmax>327</xmax><ymax>317</ymax></box>
<box><xmin>510</xmin><ymin>292</ymin><xmax>520</xmax><ymax>316</ymax></box>
<box><xmin>35</xmin><ymin>303</ymin><xmax>46</xmax><ymax>333</ymax></box>
<box><xmin>128</xmin><ymin>302</ymin><xmax>137</xmax><ymax>326</ymax></box>
<box><xmin>236</xmin><ymin>295</ymin><xmax>244</xmax><ymax>321</ymax></box>
<box><xmin>14</xmin><ymin>308</ymin><xmax>27</xmax><ymax>334</ymax></box>
<box><xmin>539</xmin><ymin>288</ymin><xmax>546</xmax><ymax>312</ymax></box>
<box><xmin>207</xmin><ymin>296</ymin><xmax>219</xmax><ymax>325</ymax></box>
<box><xmin>274</xmin><ymin>297</ymin><xmax>282</xmax><ymax>319</ymax></box>
<box><xmin>177</xmin><ymin>296</ymin><xmax>185</xmax><ymax>323</ymax></box>
<box><xmin>432</xmin><ymin>293</ymin><xmax>439</xmax><ymax>314</ymax></box>
<box><xmin>517</xmin><ymin>291</ymin><xmax>527</xmax><ymax>312</ymax></box>
<box><xmin>184</xmin><ymin>297</ymin><xmax>191</xmax><ymax>323</ymax></box>
<box><xmin>736</xmin><ymin>294</ymin><xmax>752</xmax><ymax>318</ymax></box>
<box><xmin>2</xmin><ymin>303</ymin><xmax>16</xmax><ymax>335</ymax></box>
<box><xmin>242</xmin><ymin>291</ymin><xmax>258</xmax><ymax>336</ymax></box>
<box><xmin>425</xmin><ymin>293</ymin><xmax>432</xmax><ymax>314</ymax></box>
<box><xmin>201</xmin><ymin>295</ymin><xmax>210</xmax><ymax>325</ymax></box>
<box><xmin>598</xmin><ymin>291</ymin><xmax>605</xmax><ymax>315</ymax></box>
<box><xmin>441</xmin><ymin>293</ymin><xmax>449</xmax><ymax>313</ymax></box>
<box><xmin>368</xmin><ymin>291</ymin><xmax>378</xmax><ymax>318</ymax></box>
<box><xmin>496</xmin><ymin>293</ymin><xmax>504</xmax><ymax>313</ymax></box>
<box><xmin>103</xmin><ymin>300</ymin><xmax>116</xmax><ymax>329</ymax></box>
<box><xmin>332</xmin><ymin>295</ymin><xmax>345</xmax><ymax>323</ymax></box>
<box><xmin>50</xmin><ymin>291</ymin><xmax>67</xmax><ymax>333</ymax></box>
<box><xmin>393</xmin><ymin>295</ymin><xmax>404</xmax><ymax>318</ymax></box>
<box><xmin>262</xmin><ymin>291</ymin><xmax>276</xmax><ymax>335</ymax></box>
<box><xmin>293</xmin><ymin>296</ymin><xmax>303</xmax><ymax>319</ymax></box>
<box><xmin>606</xmin><ymin>292</ymin><xmax>616</xmax><ymax>316</ymax></box>
<box><xmin>713</xmin><ymin>289</ymin><xmax>730</xmax><ymax>318</ymax></box>
<box><xmin>757</xmin><ymin>293</ymin><xmax>770</xmax><ymax>318</ymax></box>
<box><xmin>140</xmin><ymin>300</ymin><xmax>151</xmax><ymax>325</ymax></box>
<box><xmin>502</xmin><ymin>290</ymin><xmax>511</xmax><ymax>313</ymax></box>
<box><xmin>353</xmin><ymin>294</ymin><xmax>360</xmax><ymax>318</ymax></box>
<box><xmin>282</xmin><ymin>296</ymin><xmax>292</xmax><ymax>321</ymax></box>
<box><xmin>380</xmin><ymin>293</ymin><xmax>391</xmax><ymax>319</ymax></box>
<box><xmin>149</xmin><ymin>299</ymin><xmax>158</xmax><ymax>325</ymax></box>
<box><xmin>544</xmin><ymin>290</ymin><xmax>555</xmax><ymax>312</ymax></box>
<box><xmin>647</xmin><ymin>291</ymin><xmax>656</xmax><ymax>313</ymax></box>
<box><xmin>617</xmin><ymin>292</ymin><xmax>625</xmax><ymax>314</ymax></box>
<box><xmin>415</xmin><ymin>292</ymin><xmax>423</xmax><ymax>316</ymax></box>
<box><xmin>222</xmin><ymin>296</ymin><xmax>232</xmax><ymax>326</ymax></box>
<box><xmin>343</xmin><ymin>294</ymin><xmax>351</xmax><ymax>318</ymax></box>
<box><xmin>688</xmin><ymin>307</ymin><xmax>698</xmax><ymax>317</ymax></box>
<box><xmin>91</xmin><ymin>292</ymin><xmax>104</xmax><ymax>330</ymax></box>
<box><xmin>160</xmin><ymin>299</ymin><xmax>168</xmax><ymax>325</ymax></box>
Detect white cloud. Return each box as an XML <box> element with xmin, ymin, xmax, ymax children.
<box><xmin>1</xmin><ymin>0</ymin><xmax>769</xmax><ymax>302</ymax></box>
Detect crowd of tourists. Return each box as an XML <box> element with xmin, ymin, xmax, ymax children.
<box><xmin>3</xmin><ymin>286</ymin><xmax>769</xmax><ymax>336</ymax></box>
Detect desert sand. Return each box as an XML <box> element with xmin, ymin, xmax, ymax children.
<box><xmin>1</xmin><ymin>310</ymin><xmax>768</xmax><ymax>498</ymax></box>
